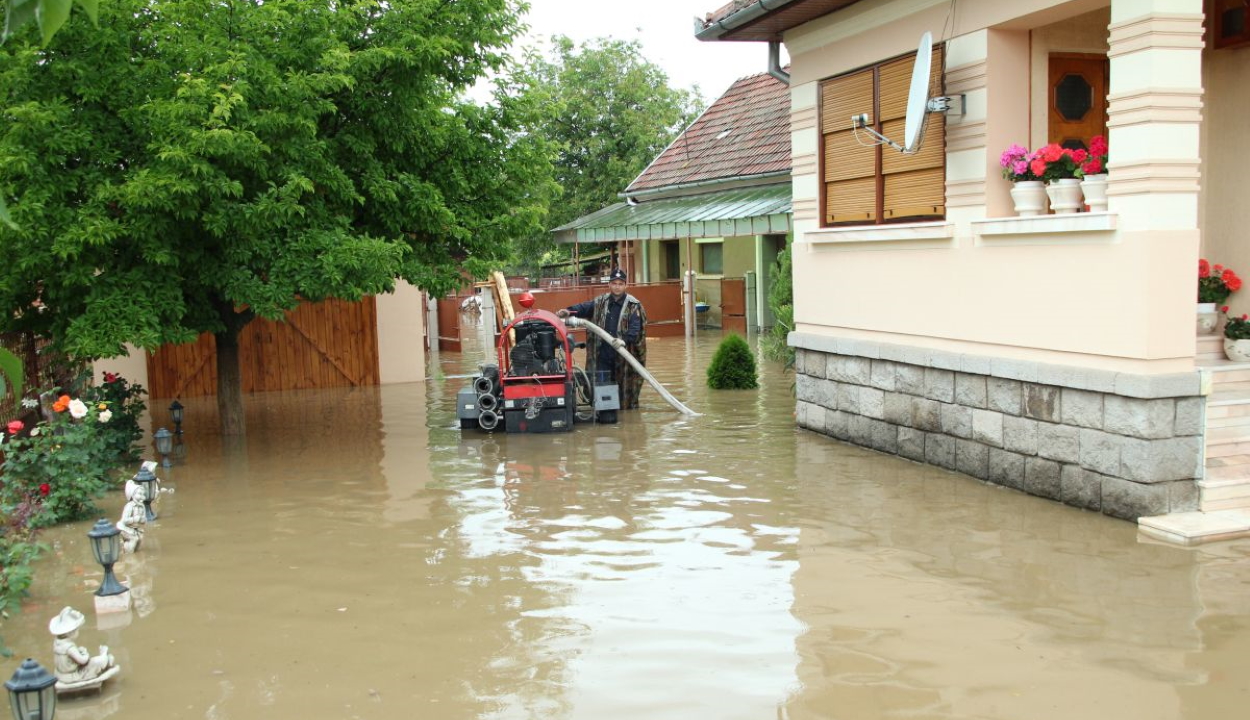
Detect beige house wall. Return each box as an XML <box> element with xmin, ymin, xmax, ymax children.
<box><xmin>785</xmin><ymin>0</ymin><xmax>1203</xmax><ymax>374</ymax></box>
<box><xmin>1200</xmin><ymin>44</ymin><xmax>1250</xmax><ymax>317</ymax></box>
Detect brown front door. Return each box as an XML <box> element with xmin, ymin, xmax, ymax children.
<box><xmin>720</xmin><ymin>278</ymin><xmax>747</xmax><ymax>335</ymax></box>
<box><xmin>1048</xmin><ymin>54</ymin><xmax>1109</xmax><ymax>150</ymax></box>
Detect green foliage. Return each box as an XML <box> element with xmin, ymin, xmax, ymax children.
<box><xmin>2</xmin><ymin>0</ymin><xmax>98</xmax><ymax>46</ymax></box>
<box><xmin>0</xmin><ymin>0</ymin><xmax>557</xmax><ymax>429</ymax></box>
<box><xmin>1</xmin><ymin>398</ymin><xmax>116</xmax><ymax>526</ymax></box>
<box><xmin>761</xmin><ymin>247</ymin><xmax>794</xmax><ymax>367</ymax></box>
<box><xmin>507</xmin><ymin>36</ymin><xmax>705</xmax><ymax>272</ymax></box>
<box><xmin>1225</xmin><ymin>312</ymin><xmax>1250</xmax><ymax>341</ymax></box>
<box><xmin>81</xmin><ymin>371</ymin><xmax>146</xmax><ymax>461</ymax></box>
<box><xmin>707</xmin><ymin>334</ymin><xmax>758</xmax><ymax>390</ymax></box>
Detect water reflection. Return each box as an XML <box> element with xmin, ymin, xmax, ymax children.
<box><xmin>0</xmin><ymin>324</ymin><xmax>1247</xmax><ymax>719</ymax></box>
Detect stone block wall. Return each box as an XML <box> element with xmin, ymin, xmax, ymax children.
<box><xmin>792</xmin><ymin>337</ymin><xmax>1205</xmax><ymax>521</ymax></box>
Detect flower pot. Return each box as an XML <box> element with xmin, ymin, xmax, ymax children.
<box><xmin>1198</xmin><ymin>302</ymin><xmax>1221</xmax><ymax>335</ymax></box>
<box><xmin>1080</xmin><ymin>173</ymin><xmax>1108</xmax><ymax>212</ymax></box>
<box><xmin>1046</xmin><ymin>178</ymin><xmax>1083</xmax><ymax>214</ymax></box>
<box><xmin>1009</xmin><ymin>180</ymin><xmax>1048</xmax><ymax>216</ymax></box>
<box><xmin>1225</xmin><ymin>338</ymin><xmax>1250</xmax><ymax>363</ymax></box>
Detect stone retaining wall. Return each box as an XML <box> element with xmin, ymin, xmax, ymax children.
<box><xmin>792</xmin><ymin>335</ymin><xmax>1205</xmax><ymax>520</ymax></box>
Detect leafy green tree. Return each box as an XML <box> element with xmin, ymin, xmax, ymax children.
<box><xmin>508</xmin><ymin>36</ymin><xmax>704</xmax><ymax>272</ymax></box>
<box><xmin>0</xmin><ymin>0</ymin><xmax>557</xmax><ymax>434</ymax></box>
<box><xmin>707</xmin><ymin>334</ymin><xmax>758</xmax><ymax>390</ymax></box>
<box><xmin>762</xmin><ymin>247</ymin><xmax>794</xmax><ymax>366</ymax></box>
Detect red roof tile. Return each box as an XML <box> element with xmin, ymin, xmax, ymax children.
<box><xmin>626</xmin><ymin>71</ymin><xmax>791</xmax><ymax>195</ymax></box>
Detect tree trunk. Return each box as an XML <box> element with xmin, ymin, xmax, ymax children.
<box><xmin>213</xmin><ymin>302</ymin><xmax>255</xmax><ymax>436</ymax></box>
<box><xmin>215</xmin><ymin>325</ymin><xmax>246</xmax><ymax>436</ymax></box>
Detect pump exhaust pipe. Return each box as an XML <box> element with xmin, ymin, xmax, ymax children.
<box><xmin>477</xmin><ymin>393</ymin><xmax>498</xmax><ymax>412</ymax></box>
<box><xmin>478</xmin><ymin>408</ymin><xmax>500</xmax><ymax>431</ymax></box>
<box><xmin>472</xmin><ymin>375</ymin><xmax>494</xmax><ymax>395</ymax></box>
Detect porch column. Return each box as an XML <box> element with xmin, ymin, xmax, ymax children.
<box><xmin>1106</xmin><ymin>0</ymin><xmax>1204</xmax><ymax>358</ymax></box>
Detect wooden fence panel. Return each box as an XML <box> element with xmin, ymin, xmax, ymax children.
<box><xmin>146</xmin><ymin>297</ymin><xmax>379</xmax><ymax>398</ymax></box>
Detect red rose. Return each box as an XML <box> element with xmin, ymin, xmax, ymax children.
<box><xmin>38</xmin><ymin>483</ymin><xmax>50</xmax><ymax>496</ymax></box>
<box><xmin>6</xmin><ymin>420</ymin><xmax>22</xmax><ymax>435</ymax></box>
<box><xmin>103</xmin><ymin>372</ymin><xmax>118</xmax><ymax>383</ymax></box>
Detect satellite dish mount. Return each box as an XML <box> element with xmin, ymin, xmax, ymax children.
<box><xmin>852</xmin><ymin>31</ymin><xmax>963</xmax><ymax>155</ymax></box>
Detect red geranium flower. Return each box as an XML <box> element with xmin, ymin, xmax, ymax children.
<box><xmin>38</xmin><ymin>483</ymin><xmax>50</xmax><ymax>496</ymax></box>
<box><xmin>1200</xmin><ymin>259</ymin><xmax>1211</xmax><ymax>278</ymax></box>
<box><xmin>6</xmin><ymin>420</ymin><xmax>23</xmax><ymax>435</ymax></box>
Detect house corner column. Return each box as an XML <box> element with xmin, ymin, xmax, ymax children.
<box><xmin>1107</xmin><ymin>0</ymin><xmax>1205</xmax><ymax>359</ymax></box>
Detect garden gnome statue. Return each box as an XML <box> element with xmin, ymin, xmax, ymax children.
<box><xmin>48</xmin><ymin>606</ymin><xmax>120</xmax><ymax>692</ymax></box>
<box><xmin>116</xmin><ymin>483</ymin><xmax>146</xmax><ymax>553</ymax></box>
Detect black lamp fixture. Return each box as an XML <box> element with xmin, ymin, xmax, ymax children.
<box><xmin>153</xmin><ymin>428</ymin><xmax>173</xmax><ymax>468</ymax></box>
<box><xmin>168</xmin><ymin>399</ymin><xmax>184</xmax><ymax>435</ymax></box>
<box><xmin>133</xmin><ymin>467</ymin><xmax>158</xmax><ymax>522</ymax></box>
<box><xmin>4</xmin><ymin>658</ymin><xmax>57</xmax><ymax>720</ymax></box>
<box><xmin>86</xmin><ymin>519</ymin><xmax>128</xmax><ymax>598</ymax></box>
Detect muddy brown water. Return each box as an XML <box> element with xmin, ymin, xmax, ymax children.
<box><xmin>3</xmin><ymin>323</ymin><xmax>1249</xmax><ymax>719</ymax></box>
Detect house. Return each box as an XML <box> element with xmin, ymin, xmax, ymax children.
<box><xmin>552</xmin><ymin>71</ymin><xmax>793</xmax><ymax>335</ymax></box>
<box><xmin>697</xmin><ymin>0</ymin><xmax>1248</xmax><ymax>542</ymax></box>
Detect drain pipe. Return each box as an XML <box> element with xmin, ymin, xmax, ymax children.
<box><xmin>767</xmin><ymin>41</ymin><xmax>790</xmax><ymax>86</ymax></box>
<box><xmin>564</xmin><ymin>317</ymin><xmax>701</xmax><ymax>417</ymax></box>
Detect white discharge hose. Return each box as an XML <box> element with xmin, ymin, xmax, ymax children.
<box><xmin>565</xmin><ymin>317</ymin><xmax>701</xmax><ymax>417</ymax></box>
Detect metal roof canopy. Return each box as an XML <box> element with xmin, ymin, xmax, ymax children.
<box><xmin>551</xmin><ymin>185</ymin><xmax>791</xmax><ymax>244</ymax></box>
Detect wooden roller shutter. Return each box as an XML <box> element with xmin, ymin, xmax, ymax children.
<box><xmin>820</xmin><ymin>69</ymin><xmax>876</xmax><ymax>224</ymax></box>
<box><xmin>879</xmin><ymin>45</ymin><xmax>945</xmax><ymax>221</ymax></box>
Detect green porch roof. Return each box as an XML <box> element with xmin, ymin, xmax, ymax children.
<box><xmin>551</xmin><ymin>184</ymin><xmax>791</xmax><ymax>244</ymax></box>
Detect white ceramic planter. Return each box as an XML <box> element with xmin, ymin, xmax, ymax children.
<box><xmin>1225</xmin><ymin>338</ymin><xmax>1250</xmax><ymax>363</ymax></box>
<box><xmin>1198</xmin><ymin>302</ymin><xmax>1220</xmax><ymax>335</ymax></box>
<box><xmin>1010</xmin><ymin>181</ymin><xmax>1047</xmax><ymax>217</ymax></box>
<box><xmin>1046</xmin><ymin>178</ymin><xmax>1083</xmax><ymax>214</ymax></box>
<box><xmin>1080</xmin><ymin>173</ymin><xmax>1108</xmax><ymax>212</ymax></box>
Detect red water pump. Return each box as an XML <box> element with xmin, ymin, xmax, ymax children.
<box><xmin>458</xmin><ymin>293</ymin><xmax>607</xmax><ymax>433</ymax></box>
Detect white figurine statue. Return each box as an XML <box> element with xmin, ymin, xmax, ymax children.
<box><xmin>117</xmin><ymin>483</ymin><xmax>146</xmax><ymax>553</ymax></box>
<box><xmin>48</xmin><ymin>607</ymin><xmax>120</xmax><ymax>692</ymax></box>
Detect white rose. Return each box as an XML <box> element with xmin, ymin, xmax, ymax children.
<box><xmin>30</xmin><ymin>427</ymin><xmax>40</xmax><ymax>436</ymax></box>
<box><xmin>68</xmin><ymin>398</ymin><xmax>89</xmax><ymax>419</ymax></box>
<box><xmin>98</xmin><ymin>410</ymin><xmax>113</xmax><ymax>423</ymax></box>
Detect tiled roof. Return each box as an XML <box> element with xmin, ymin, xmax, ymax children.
<box><xmin>625</xmin><ymin>71</ymin><xmax>791</xmax><ymax>195</ymax></box>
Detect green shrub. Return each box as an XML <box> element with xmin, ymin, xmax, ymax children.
<box><xmin>0</xmin><ymin>503</ymin><xmax>44</xmax><ymax>656</ymax></box>
<box><xmin>762</xmin><ymin>247</ymin><xmax>794</xmax><ymax>367</ymax></box>
<box><xmin>707</xmin><ymin>334</ymin><xmax>758</xmax><ymax>390</ymax></box>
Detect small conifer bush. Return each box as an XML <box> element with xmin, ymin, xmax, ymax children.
<box><xmin>706</xmin><ymin>334</ymin><xmax>758</xmax><ymax>389</ymax></box>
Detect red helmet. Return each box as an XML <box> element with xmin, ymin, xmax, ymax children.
<box><xmin>518</xmin><ymin>292</ymin><xmax>536</xmax><ymax>309</ymax></box>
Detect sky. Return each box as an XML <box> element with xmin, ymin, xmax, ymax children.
<box><xmin>512</xmin><ymin>0</ymin><xmax>784</xmax><ymax>102</ymax></box>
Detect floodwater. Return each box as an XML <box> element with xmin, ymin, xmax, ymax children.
<box><xmin>3</xmin><ymin>317</ymin><xmax>1250</xmax><ymax>720</ymax></box>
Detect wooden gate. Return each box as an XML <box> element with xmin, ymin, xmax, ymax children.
<box><xmin>721</xmin><ymin>278</ymin><xmax>747</xmax><ymax>335</ymax></box>
<box><xmin>436</xmin><ymin>294</ymin><xmax>464</xmax><ymax>353</ymax></box>
<box><xmin>146</xmin><ymin>297</ymin><xmax>380</xmax><ymax>398</ymax></box>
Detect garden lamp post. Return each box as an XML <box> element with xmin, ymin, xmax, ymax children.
<box><xmin>153</xmin><ymin>428</ymin><xmax>173</xmax><ymax>468</ymax></box>
<box><xmin>87</xmin><ymin>519</ymin><xmax>127</xmax><ymax>597</ymax></box>
<box><xmin>4</xmin><ymin>658</ymin><xmax>56</xmax><ymax>720</ymax></box>
<box><xmin>169</xmin><ymin>399</ymin><xmax>184</xmax><ymax>435</ymax></box>
<box><xmin>134</xmin><ymin>467</ymin><xmax>158</xmax><ymax>522</ymax></box>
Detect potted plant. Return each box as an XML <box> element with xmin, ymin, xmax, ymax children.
<box><xmin>1030</xmin><ymin>143</ymin><xmax>1087</xmax><ymax>213</ymax></box>
<box><xmin>1200</xmin><ymin>259</ymin><xmax>1242</xmax><ymax>334</ymax></box>
<box><xmin>1224</xmin><ymin>310</ymin><xmax>1250</xmax><ymax>362</ymax></box>
<box><xmin>999</xmin><ymin>144</ymin><xmax>1046</xmax><ymax>216</ymax></box>
<box><xmin>1080</xmin><ymin>135</ymin><xmax>1109</xmax><ymax>211</ymax></box>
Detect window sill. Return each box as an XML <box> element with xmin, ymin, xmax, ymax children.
<box><xmin>973</xmin><ymin>212</ymin><xmax>1118</xmax><ymax>242</ymax></box>
<box><xmin>805</xmin><ymin>221</ymin><xmax>955</xmax><ymax>249</ymax></box>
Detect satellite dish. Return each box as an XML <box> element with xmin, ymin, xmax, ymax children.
<box><xmin>851</xmin><ymin>31</ymin><xmax>958</xmax><ymax>154</ymax></box>
<box><xmin>903</xmin><ymin>32</ymin><xmax>933</xmax><ymax>153</ymax></box>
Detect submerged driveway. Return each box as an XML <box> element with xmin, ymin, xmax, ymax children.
<box><xmin>4</xmin><ymin>331</ymin><xmax>1249</xmax><ymax>719</ymax></box>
